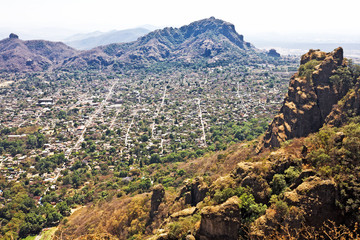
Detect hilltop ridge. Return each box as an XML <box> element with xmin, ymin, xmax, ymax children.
<box><xmin>0</xmin><ymin>34</ymin><xmax>77</xmax><ymax>72</ymax></box>
<box><xmin>0</xmin><ymin>17</ymin><xmax>262</xmax><ymax>72</ymax></box>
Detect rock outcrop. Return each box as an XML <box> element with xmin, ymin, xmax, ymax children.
<box><xmin>284</xmin><ymin>176</ymin><xmax>341</xmax><ymax>226</ymax></box>
<box><xmin>325</xmin><ymin>80</ymin><xmax>360</xmax><ymax>127</ymax></box>
<box><xmin>197</xmin><ymin>196</ymin><xmax>241</xmax><ymax>240</ymax></box>
<box><xmin>150</xmin><ymin>184</ymin><xmax>165</xmax><ymax>218</ymax></box>
<box><xmin>177</xmin><ymin>177</ymin><xmax>209</xmax><ymax>206</ymax></box>
<box><xmin>251</xmin><ymin>176</ymin><xmax>341</xmax><ymax>237</ymax></box>
<box><xmin>259</xmin><ymin>47</ymin><xmax>348</xmax><ymax>150</ymax></box>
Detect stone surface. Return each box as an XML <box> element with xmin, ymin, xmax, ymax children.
<box><xmin>197</xmin><ymin>196</ymin><xmax>241</xmax><ymax>240</ymax></box>
<box><xmin>150</xmin><ymin>184</ymin><xmax>165</xmax><ymax>218</ymax></box>
<box><xmin>251</xmin><ymin>176</ymin><xmax>341</xmax><ymax>237</ymax></box>
<box><xmin>325</xmin><ymin>80</ymin><xmax>360</xmax><ymax>127</ymax></box>
<box><xmin>170</xmin><ymin>207</ymin><xmax>197</xmax><ymax>219</ymax></box>
<box><xmin>177</xmin><ymin>177</ymin><xmax>209</xmax><ymax>206</ymax></box>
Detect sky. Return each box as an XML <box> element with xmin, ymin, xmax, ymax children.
<box><xmin>1</xmin><ymin>0</ymin><xmax>360</xmax><ymax>43</ymax></box>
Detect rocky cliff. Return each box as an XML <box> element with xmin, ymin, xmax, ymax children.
<box><xmin>259</xmin><ymin>47</ymin><xmax>350</xmax><ymax>150</ymax></box>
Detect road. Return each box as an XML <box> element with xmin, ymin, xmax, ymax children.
<box><xmin>151</xmin><ymin>85</ymin><xmax>167</xmax><ymax>139</ymax></box>
<box><xmin>197</xmin><ymin>98</ymin><xmax>207</xmax><ymax>146</ymax></box>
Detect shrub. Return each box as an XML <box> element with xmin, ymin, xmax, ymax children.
<box><xmin>271</xmin><ymin>174</ymin><xmax>287</xmax><ymax>195</ymax></box>
<box><xmin>284</xmin><ymin>166</ymin><xmax>301</xmax><ymax>183</ymax></box>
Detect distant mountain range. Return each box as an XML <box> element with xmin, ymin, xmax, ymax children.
<box><xmin>0</xmin><ymin>17</ymin><xmax>271</xmax><ymax>72</ymax></box>
<box><xmin>65</xmin><ymin>28</ymin><xmax>152</xmax><ymax>50</ymax></box>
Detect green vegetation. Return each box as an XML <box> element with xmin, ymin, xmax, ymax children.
<box><xmin>298</xmin><ymin>59</ymin><xmax>321</xmax><ymax>80</ymax></box>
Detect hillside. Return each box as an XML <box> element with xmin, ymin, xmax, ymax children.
<box><xmin>51</xmin><ymin>49</ymin><xmax>360</xmax><ymax>239</ymax></box>
<box><xmin>0</xmin><ymin>33</ymin><xmax>78</xmax><ymax>72</ymax></box>
<box><xmin>60</xmin><ymin>17</ymin><xmax>262</xmax><ymax>70</ymax></box>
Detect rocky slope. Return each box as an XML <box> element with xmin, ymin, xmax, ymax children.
<box><xmin>259</xmin><ymin>47</ymin><xmax>358</xmax><ymax>150</ymax></box>
<box><xmin>62</xmin><ymin>17</ymin><xmax>257</xmax><ymax>70</ymax></box>
<box><xmin>0</xmin><ymin>33</ymin><xmax>78</xmax><ymax>72</ymax></box>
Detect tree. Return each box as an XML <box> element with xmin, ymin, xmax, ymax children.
<box><xmin>56</xmin><ymin>201</ymin><xmax>71</xmax><ymax>216</ymax></box>
<box><xmin>150</xmin><ymin>153</ymin><xmax>160</xmax><ymax>164</ymax></box>
<box><xmin>271</xmin><ymin>174</ymin><xmax>287</xmax><ymax>195</ymax></box>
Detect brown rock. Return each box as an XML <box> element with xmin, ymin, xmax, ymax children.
<box><xmin>326</xmin><ymin>80</ymin><xmax>360</xmax><ymax>127</ymax></box>
<box><xmin>150</xmin><ymin>184</ymin><xmax>165</xmax><ymax>218</ymax></box>
<box><xmin>170</xmin><ymin>207</ymin><xmax>197</xmax><ymax>219</ymax></box>
<box><xmin>197</xmin><ymin>196</ymin><xmax>241</xmax><ymax>240</ymax></box>
<box><xmin>251</xmin><ymin>176</ymin><xmax>341</xmax><ymax>237</ymax></box>
<box><xmin>284</xmin><ymin>176</ymin><xmax>341</xmax><ymax>227</ymax></box>
<box><xmin>259</xmin><ymin>47</ymin><xmax>348</xmax><ymax>150</ymax></box>
<box><xmin>240</xmin><ymin>174</ymin><xmax>271</xmax><ymax>204</ymax></box>
<box><xmin>178</xmin><ymin>177</ymin><xmax>209</xmax><ymax>206</ymax></box>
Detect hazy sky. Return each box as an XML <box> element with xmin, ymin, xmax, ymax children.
<box><xmin>1</xmin><ymin>0</ymin><xmax>359</xmax><ymax>41</ymax></box>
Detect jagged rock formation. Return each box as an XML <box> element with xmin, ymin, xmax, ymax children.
<box><xmin>63</xmin><ymin>17</ymin><xmax>256</xmax><ymax>70</ymax></box>
<box><xmin>197</xmin><ymin>196</ymin><xmax>241</xmax><ymax>240</ymax></box>
<box><xmin>150</xmin><ymin>184</ymin><xmax>165</xmax><ymax>218</ymax></box>
<box><xmin>259</xmin><ymin>47</ymin><xmax>349</xmax><ymax>149</ymax></box>
<box><xmin>251</xmin><ymin>176</ymin><xmax>341</xmax><ymax>238</ymax></box>
<box><xmin>177</xmin><ymin>177</ymin><xmax>209</xmax><ymax>206</ymax></box>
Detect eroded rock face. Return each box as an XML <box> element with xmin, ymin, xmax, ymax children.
<box><xmin>260</xmin><ymin>47</ymin><xmax>348</xmax><ymax>150</ymax></box>
<box><xmin>177</xmin><ymin>177</ymin><xmax>209</xmax><ymax>206</ymax></box>
<box><xmin>325</xmin><ymin>80</ymin><xmax>360</xmax><ymax>127</ymax></box>
<box><xmin>150</xmin><ymin>184</ymin><xmax>165</xmax><ymax>218</ymax></box>
<box><xmin>284</xmin><ymin>176</ymin><xmax>341</xmax><ymax>227</ymax></box>
<box><xmin>198</xmin><ymin>196</ymin><xmax>241</xmax><ymax>240</ymax></box>
<box><xmin>251</xmin><ymin>176</ymin><xmax>341</xmax><ymax>238</ymax></box>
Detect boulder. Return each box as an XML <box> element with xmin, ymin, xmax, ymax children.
<box><xmin>170</xmin><ymin>207</ymin><xmax>197</xmax><ymax>219</ymax></box>
<box><xmin>240</xmin><ymin>174</ymin><xmax>271</xmax><ymax>204</ymax></box>
<box><xmin>197</xmin><ymin>196</ymin><xmax>241</xmax><ymax>240</ymax></box>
